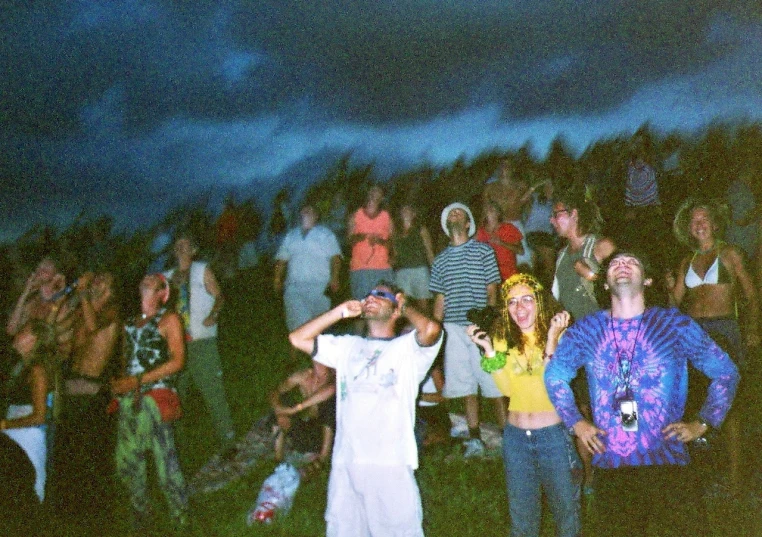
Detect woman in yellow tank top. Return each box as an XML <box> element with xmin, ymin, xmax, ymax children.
<box><xmin>467</xmin><ymin>273</ymin><xmax>581</xmax><ymax>537</ymax></box>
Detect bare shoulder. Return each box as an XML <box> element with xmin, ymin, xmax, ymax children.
<box><xmin>159</xmin><ymin>310</ymin><xmax>183</xmax><ymax>329</ymax></box>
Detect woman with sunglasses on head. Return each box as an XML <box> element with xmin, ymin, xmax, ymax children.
<box><xmin>111</xmin><ymin>273</ymin><xmax>188</xmax><ymax>532</ymax></box>
<box><xmin>468</xmin><ymin>274</ymin><xmax>580</xmax><ymax>537</ymax></box>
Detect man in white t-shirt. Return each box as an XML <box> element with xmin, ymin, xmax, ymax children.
<box><xmin>274</xmin><ymin>202</ymin><xmax>342</xmax><ymax>331</ymax></box>
<box><xmin>289</xmin><ymin>281</ymin><xmax>443</xmax><ymax>537</ymax></box>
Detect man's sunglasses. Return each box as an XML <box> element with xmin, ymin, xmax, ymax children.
<box><xmin>367</xmin><ymin>289</ymin><xmax>398</xmax><ymax>306</ymax></box>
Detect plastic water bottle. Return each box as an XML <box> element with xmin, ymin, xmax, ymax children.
<box><xmin>246</xmin><ymin>463</ymin><xmax>301</xmax><ymax>525</ymax></box>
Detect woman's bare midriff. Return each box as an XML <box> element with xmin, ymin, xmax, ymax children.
<box><xmin>683</xmin><ymin>284</ymin><xmax>735</xmax><ymax>319</ymax></box>
<box><xmin>508</xmin><ymin>410</ymin><xmax>562</xmax><ymax>430</ymax></box>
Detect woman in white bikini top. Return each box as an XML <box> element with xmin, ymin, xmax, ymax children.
<box><xmin>667</xmin><ymin>200</ymin><xmax>758</xmax><ymax>336</ymax></box>
<box><xmin>666</xmin><ymin>198</ymin><xmax>759</xmax><ymax>499</ymax></box>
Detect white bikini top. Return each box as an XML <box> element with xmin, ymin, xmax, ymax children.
<box><xmin>684</xmin><ymin>254</ymin><xmax>730</xmax><ymax>289</ymax></box>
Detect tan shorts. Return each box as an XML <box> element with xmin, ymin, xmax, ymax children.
<box><xmin>441</xmin><ymin>323</ymin><xmax>502</xmax><ymax>399</ymax></box>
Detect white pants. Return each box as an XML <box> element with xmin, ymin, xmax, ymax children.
<box><xmin>326</xmin><ymin>464</ymin><xmax>423</xmax><ymax>537</ymax></box>
<box><xmin>4</xmin><ymin>405</ymin><xmax>46</xmax><ymax>501</ymax></box>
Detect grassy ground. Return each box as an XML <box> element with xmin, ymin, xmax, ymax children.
<box><xmin>49</xmin><ymin>267</ymin><xmax>762</xmax><ymax>536</ymax></box>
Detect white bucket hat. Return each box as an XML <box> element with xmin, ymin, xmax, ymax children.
<box><xmin>440</xmin><ymin>202</ymin><xmax>476</xmax><ymax>238</ymax></box>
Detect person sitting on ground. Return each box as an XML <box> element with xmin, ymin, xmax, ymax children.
<box><xmin>269</xmin><ymin>362</ymin><xmax>336</xmax><ymax>476</ymax></box>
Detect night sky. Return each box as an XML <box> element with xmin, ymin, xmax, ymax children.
<box><xmin>2</xmin><ymin>1</ymin><xmax>762</xmax><ymax>241</ymax></box>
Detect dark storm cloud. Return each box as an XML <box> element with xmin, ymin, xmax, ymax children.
<box><xmin>232</xmin><ymin>0</ymin><xmax>744</xmax><ymax>121</ymax></box>
<box><xmin>2</xmin><ymin>1</ymin><xmax>762</xmax><ymax>242</ymax></box>
<box><xmin>4</xmin><ymin>1</ymin><xmax>760</xmax><ymax>135</ymax></box>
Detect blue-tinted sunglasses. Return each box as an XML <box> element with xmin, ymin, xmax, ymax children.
<box><xmin>367</xmin><ymin>288</ymin><xmax>398</xmax><ymax>306</ymax></box>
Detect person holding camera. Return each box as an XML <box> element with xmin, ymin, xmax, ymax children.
<box><xmin>545</xmin><ymin>250</ymin><xmax>739</xmax><ymax>537</ymax></box>
<box><xmin>467</xmin><ymin>273</ymin><xmax>580</xmax><ymax>537</ymax></box>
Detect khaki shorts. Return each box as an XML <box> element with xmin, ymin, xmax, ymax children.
<box><xmin>441</xmin><ymin>323</ymin><xmax>502</xmax><ymax>399</ymax></box>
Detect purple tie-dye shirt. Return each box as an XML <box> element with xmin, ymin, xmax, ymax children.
<box><xmin>545</xmin><ymin>307</ymin><xmax>739</xmax><ymax>468</ymax></box>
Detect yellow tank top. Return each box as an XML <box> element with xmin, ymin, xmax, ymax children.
<box><xmin>491</xmin><ymin>337</ymin><xmax>556</xmax><ymax>413</ymax></box>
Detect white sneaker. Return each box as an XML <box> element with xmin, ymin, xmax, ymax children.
<box><xmin>462</xmin><ymin>438</ymin><xmax>486</xmax><ymax>459</ymax></box>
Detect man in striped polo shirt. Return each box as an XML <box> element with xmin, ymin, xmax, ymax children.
<box><xmin>430</xmin><ymin>203</ymin><xmax>504</xmax><ymax>458</ymax></box>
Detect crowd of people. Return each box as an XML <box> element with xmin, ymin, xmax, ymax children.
<box><xmin>1</xmin><ymin>232</ymin><xmax>238</xmax><ymax>534</ymax></box>
<box><xmin>1</xmin><ymin>127</ymin><xmax>761</xmax><ymax>536</ymax></box>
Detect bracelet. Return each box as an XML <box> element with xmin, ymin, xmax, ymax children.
<box><xmin>543</xmin><ymin>351</ymin><xmax>553</xmax><ymax>361</ymax></box>
<box><xmin>400</xmin><ymin>303</ymin><xmax>407</xmax><ymax>316</ymax></box>
<box><xmin>481</xmin><ymin>351</ymin><xmax>507</xmax><ymax>373</ymax></box>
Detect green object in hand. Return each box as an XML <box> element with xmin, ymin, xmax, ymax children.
<box><xmin>481</xmin><ymin>351</ymin><xmax>507</xmax><ymax>373</ymax></box>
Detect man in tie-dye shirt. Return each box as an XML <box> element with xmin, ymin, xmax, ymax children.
<box><xmin>545</xmin><ymin>250</ymin><xmax>739</xmax><ymax>537</ymax></box>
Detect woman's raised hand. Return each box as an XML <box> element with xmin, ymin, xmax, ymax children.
<box><xmin>466</xmin><ymin>324</ymin><xmax>494</xmax><ymax>355</ymax></box>
<box><xmin>547</xmin><ymin>311</ymin><xmax>570</xmax><ymax>342</ymax></box>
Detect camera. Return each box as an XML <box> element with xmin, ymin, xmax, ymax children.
<box><xmin>466</xmin><ymin>306</ymin><xmax>501</xmax><ymax>336</ymax></box>
<box><xmin>619</xmin><ymin>400</ymin><xmax>638</xmax><ymax>432</ymax></box>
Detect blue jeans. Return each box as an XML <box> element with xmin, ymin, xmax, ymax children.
<box><xmin>503</xmin><ymin>423</ymin><xmax>581</xmax><ymax>537</ymax></box>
